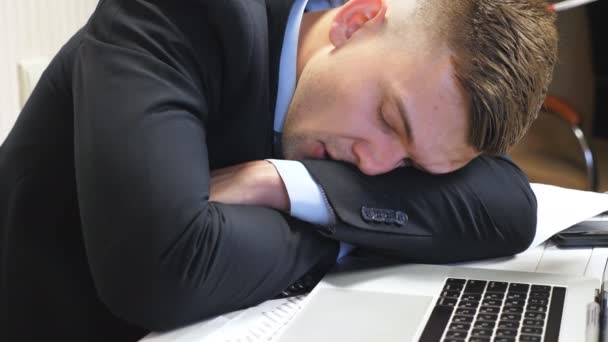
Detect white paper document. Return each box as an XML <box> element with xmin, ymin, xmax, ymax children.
<box><xmin>202</xmin><ymin>295</ymin><xmax>306</xmax><ymax>342</ymax></box>
<box><xmin>528</xmin><ymin>183</ymin><xmax>608</xmax><ymax>249</ymax></box>
<box><xmin>141</xmin><ymin>296</ymin><xmax>307</xmax><ymax>342</ymax></box>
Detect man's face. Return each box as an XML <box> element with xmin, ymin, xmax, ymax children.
<box><xmin>282</xmin><ymin>32</ymin><xmax>479</xmax><ymax>175</ymax></box>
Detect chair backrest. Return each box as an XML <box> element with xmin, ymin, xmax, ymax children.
<box><xmin>549</xmin><ymin>6</ymin><xmax>595</xmax><ymax>135</ymax></box>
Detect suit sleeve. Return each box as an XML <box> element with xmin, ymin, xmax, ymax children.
<box><xmin>71</xmin><ymin>10</ymin><xmax>338</xmax><ymax>332</ymax></box>
<box><xmin>301</xmin><ymin>156</ymin><xmax>537</xmax><ymax>263</ymax></box>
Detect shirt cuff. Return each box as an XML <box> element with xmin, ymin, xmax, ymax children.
<box><xmin>266</xmin><ymin>159</ymin><xmax>335</xmax><ymax>225</ymax></box>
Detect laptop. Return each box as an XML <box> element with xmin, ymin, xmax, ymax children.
<box><xmin>275</xmin><ymin>257</ymin><xmax>603</xmax><ymax>342</ymax></box>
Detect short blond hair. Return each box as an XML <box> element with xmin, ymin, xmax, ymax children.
<box><xmin>453</xmin><ymin>0</ymin><xmax>558</xmax><ymax>154</ymax></box>
<box><xmin>402</xmin><ymin>0</ymin><xmax>558</xmax><ymax>155</ymax></box>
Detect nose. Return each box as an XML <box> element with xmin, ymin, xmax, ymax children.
<box><xmin>351</xmin><ymin>140</ymin><xmax>406</xmax><ymax>176</ymax></box>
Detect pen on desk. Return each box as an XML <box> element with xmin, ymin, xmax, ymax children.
<box><xmin>600</xmin><ymin>258</ymin><xmax>608</xmax><ymax>342</ymax></box>
<box><xmin>588</xmin><ymin>301</ymin><xmax>600</xmax><ymax>342</ymax></box>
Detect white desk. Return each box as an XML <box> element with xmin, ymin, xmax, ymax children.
<box><xmin>141</xmin><ymin>241</ymin><xmax>608</xmax><ymax>342</ymax></box>
<box><xmin>456</xmin><ymin>241</ymin><xmax>608</xmax><ymax>280</ymax></box>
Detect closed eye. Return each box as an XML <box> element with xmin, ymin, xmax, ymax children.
<box><xmin>378</xmin><ymin>105</ymin><xmax>393</xmax><ymax>134</ymax></box>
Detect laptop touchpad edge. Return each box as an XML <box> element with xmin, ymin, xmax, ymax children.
<box><xmin>277</xmin><ymin>288</ymin><xmax>432</xmax><ymax>342</ymax></box>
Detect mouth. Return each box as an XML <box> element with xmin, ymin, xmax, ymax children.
<box><xmin>311</xmin><ymin>141</ymin><xmax>330</xmax><ymax>160</ymax></box>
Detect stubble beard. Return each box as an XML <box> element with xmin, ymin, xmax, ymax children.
<box><xmin>281</xmin><ymin>123</ymin><xmax>309</xmax><ymax>160</ymax></box>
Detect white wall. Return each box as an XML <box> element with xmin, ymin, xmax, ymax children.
<box><xmin>0</xmin><ymin>0</ymin><xmax>98</xmax><ymax>142</ymax></box>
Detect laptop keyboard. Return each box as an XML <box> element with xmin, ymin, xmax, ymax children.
<box><xmin>419</xmin><ymin>278</ymin><xmax>566</xmax><ymax>342</ymax></box>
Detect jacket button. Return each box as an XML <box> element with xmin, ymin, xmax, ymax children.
<box><xmin>384</xmin><ymin>209</ymin><xmax>395</xmax><ymax>224</ymax></box>
<box><xmin>361</xmin><ymin>207</ymin><xmax>407</xmax><ymax>226</ymax></box>
<box><xmin>395</xmin><ymin>211</ymin><xmax>408</xmax><ymax>226</ymax></box>
<box><xmin>361</xmin><ymin>206</ymin><xmax>373</xmax><ymax>222</ymax></box>
<box><xmin>372</xmin><ymin>208</ymin><xmax>385</xmax><ymax>223</ymax></box>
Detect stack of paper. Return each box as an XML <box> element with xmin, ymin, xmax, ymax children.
<box><xmin>141</xmin><ymin>296</ymin><xmax>307</xmax><ymax>342</ymax></box>
<box><xmin>529</xmin><ymin>184</ymin><xmax>608</xmax><ymax>249</ymax></box>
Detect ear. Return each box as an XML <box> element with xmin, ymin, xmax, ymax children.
<box><xmin>329</xmin><ymin>0</ymin><xmax>387</xmax><ymax>48</ymax></box>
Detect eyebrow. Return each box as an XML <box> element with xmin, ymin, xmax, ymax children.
<box><xmin>395</xmin><ymin>95</ymin><xmax>414</xmax><ymax>144</ymax></box>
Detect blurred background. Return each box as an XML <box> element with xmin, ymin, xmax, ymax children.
<box><xmin>510</xmin><ymin>0</ymin><xmax>608</xmax><ymax>192</ymax></box>
<box><xmin>0</xmin><ymin>0</ymin><xmax>606</xmax><ymax>191</ymax></box>
<box><xmin>0</xmin><ymin>0</ymin><xmax>97</xmax><ymax>140</ymax></box>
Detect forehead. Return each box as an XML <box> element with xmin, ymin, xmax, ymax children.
<box><xmin>386</xmin><ymin>48</ymin><xmax>475</xmax><ymax>173</ymax></box>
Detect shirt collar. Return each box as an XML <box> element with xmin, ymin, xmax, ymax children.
<box><xmin>273</xmin><ymin>0</ymin><xmax>309</xmax><ymax>133</ymax></box>
<box><xmin>274</xmin><ymin>0</ymin><xmax>344</xmax><ymax>133</ymax></box>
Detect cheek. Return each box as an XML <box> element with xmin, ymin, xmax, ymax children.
<box><xmin>291</xmin><ymin>62</ymin><xmax>380</xmax><ymax>132</ymax></box>
<box><xmin>290</xmin><ymin>69</ymin><xmax>336</xmax><ymax>118</ymax></box>
<box><xmin>330</xmin><ymin>80</ymin><xmax>378</xmax><ymax>121</ymax></box>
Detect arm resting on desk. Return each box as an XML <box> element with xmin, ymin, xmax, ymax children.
<box><xmin>72</xmin><ymin>27</ymin><xmax>339</xmax><ymax>332</ymax></box>
<box><xmin>302</xmin><ymin>156</ymin><xmax>537</xmax><ymax>263</ymax></box>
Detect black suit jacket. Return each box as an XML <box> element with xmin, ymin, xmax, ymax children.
<box><xmin>0</xmin><ymin>0</ymin><xmax>537</xmax><ymax>340</ymax></box>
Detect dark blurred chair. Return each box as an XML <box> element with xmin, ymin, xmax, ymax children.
<box><xmin>511</xmin><ymin>96</ymin><xmax>608</xmax><ymax>191</ymax></box>
<box><xmin>510</xmin><ymin>5</ymin><xmax>608</xmax><ymax>192</ymax></box>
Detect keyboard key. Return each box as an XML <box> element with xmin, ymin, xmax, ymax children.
<box><xmin>479</xmin><ymin>306</ymin><xmax>500</xmax><ymax>314</ymax></box>
<box><xmin>455</xmin><ymin>308</ymin><xmax>476</xmax><ymax>316</ymax></box>
<box><xmin>443</xmin><ymin>339</ymin><xmax>463</xmax><ymax>342</ymax></box>
<box><xmin>445</xmin><ymin>330</ymin><xmax>467</xmax><ymax>339</ymax></box>
<box><xmin>496</xmin><ymin>328</ymin><xmax>518</xmax><ymax>337</ymax></box>
<box><xmin>546</xmin><ymin>287</ymin><xmax>566</xmax><ymax>342</ymax></box>
<box><xmin>509</xmin><ymin>283</ymin><xmax>530</xmax><ymax>293</ymax></box>
<box><xmin>484</xmin><ymin>292</ymin><xmax>504</xmax><ymax>300</ymax></box>
<box><xmin>506</xmin><ymin>292</ymin><xmax>526</xmax><ymax>300</ymax></box>
<box><xmin>456</xmin><ymin>308</ymin><xmax>477</xmax><ymax>316</ymax></box>
<box><xmin>446</xmin><ymin>278</ymin><xmax>466</xmax><ymax>285</ymax></box>
<box><xmin>474</xmin><ymin>321</ymin><xmax>495</xmax><ymax>329</ymax></box>
<box><xmin>469</xmin><ymin>338</ymin><xmax>491</xmax><ymax>342</ymax></box>
<box><xmin>531</xmin><ymin>285</ymin><xmax>551</xmax><ymax>293</ymax></box>
<box><xmin>487</xmin><ymin>281</ymin><xmax>508</xmax><ymax>293</ymax></box>
<box><xmin>419</xmin><ymin>305</ymin><xmax>453</xmax><ymax>342</ymax></box>
<box><xmin>497</xmin><ymin>320</ymin><xmax>520</xmax><ymax>329</ymax></box>
<box><xmin>441</xmin><ymin>290</ymin><xmax>461</xmax><ymax>299</ymax></box>
<box><xmin>523</xmin><ymin>319</ymin><xmax>544</xmax><ymax>327</ymax></box>
<box><xmin>443</xmin><ymin>283</ymin><xmax>464</xmax><ymax>292</ymax></box>
<box><xmin>437</xmin><ymin>297</ymin><xmax>458</xmax><ymax>307</ymax></box>
<box><xmin>524</xmin><ymin>311</ymin><xmax>546</xmax><ymax>320</ymax></box>
<box><xmin>527</xmin><ymin>297</ymin><xmax>548</xmax><ymax>305</ymax></box>
<box><xmin>461</xmin><ymin>293</ymin><xmax>482</xmax><ymax>301</ymax></box>
<box><xmin>526</xmin><ymin>304</ymin><xmax>547</xmax><ymax>313</ymax></box>
<box><xmin>464</xmin><ymin>280</ymin><xmax>487</xmax><ymax>294</ymax></box>
<box><xmin>501</xmin><ymin>313</ymin><xmax>522</xmax><ymax>322</ymax></box>
<box><xmin>458</xmin><ymin>300</ymin><xmax>479</xmax><ymax>309</ymax></box>
<box><xmin>520</xmin><ymin>335</ymin><xmax>541</xmax><ymax>342</ymax></box>
<box><xmin>470</xmin><ymin>328</ymin><xmax>493</xmax><ymax>337</ymax></box>
<box><xmin>504</xmin><ymin>298</ymin><xmax>526</xmax><ymax>307</ymax></box>
<box><xmin>448</xmin><ymin>322</ymin><xmax>471</xmax><ymax>331</ymax></box>
<box><xmin>481</xmin><ymin>299</ymin><xmax>502</xmax><ymax>306</ymax></box>
<box><xmin>477</xmin><ymin>313</ymin><xmax>498</xmax><ymax>322</ymax></box>
<box><xmin>521</xmin><ymin>326</ymin><xmax>543</xmax><ymax>335</ymax></box>
<box><xmin>530</xmin><ymin>291</ymin><xmax>550</xmax><ymax>299</ymax></box>
<box><xmin>452</xmin><ymin>315</ymin><xmax>474</xmax><ymax>323</ymax></box>
<box><xmin>503</xmin><ymin>306</ymin><xmax>523</xmax><ymax>314</ymax></box>
<box><xmin>495</xmin><ymin>338</ymin><xmax>515</xmax><ymax>342</ymax></box>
